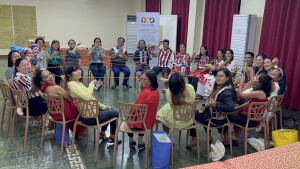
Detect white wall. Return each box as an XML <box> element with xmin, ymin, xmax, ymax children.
<box><xmin>0</xmin><ymin>0</ymin><xmax>266</xmax><ymax>55</ymax></box>
<box><xmin>160</xmin><ymin>0</ymin><xmax>172</xmax><ymax>15</ymax></box>
<box><xmin>0</xmin><ymin>0</ymin><xmax>144</xmax><ymax>54</ymax></box>
<box><xmin>239</xmin><ymin>0</ymin><xmax>266</xmax><ymax>54</ymax></box>
<box><xmin>192</xmin><ymin>0</ymin><xmax>205</xmax><ymax>54</ymax></box>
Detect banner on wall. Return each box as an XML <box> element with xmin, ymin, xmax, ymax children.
<box><xmin>136</xmin><ymin>12</ymin><xmax>159</xmax><ymax>46</ymax></box>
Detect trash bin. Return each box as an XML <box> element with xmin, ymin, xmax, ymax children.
<box><xmin>151</xmin><ymin>131</ymin><xmax>172</xmax><ymax>169</ymax></box>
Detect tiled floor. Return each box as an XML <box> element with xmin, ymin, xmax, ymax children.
<box><xmin>0</xmin><ymin>59</ymin><xmax>299</xmax><ymax>169</ymax></box>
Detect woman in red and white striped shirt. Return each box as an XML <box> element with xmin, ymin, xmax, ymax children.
<box><xmin>13</xmin><ymin>58</ymin><xmax>47</xmax><ymax>116</ymax></box>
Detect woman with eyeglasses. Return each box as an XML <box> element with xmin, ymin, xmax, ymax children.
<box><xmin>127</xmin><ymin>70</ymin><xmax>160</xmax><ymax>150</ymax></box>
<box><xmin>65</xmin><ymin>39</ymin><xmax>81</xmax><ymax>66</ymax></box>
<box><xmin>187</xmin><ymin>68</ymin><xmax>237</xmax><ymax>147</ymax></box>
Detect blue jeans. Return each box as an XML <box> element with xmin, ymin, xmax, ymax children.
<box><xmin>89</xmin><ymin>63</ymin><xmax>106</xmax><ymax>81</ymax></box>
<box><xmin>111</xmin><ymin>65</ymin><xmax>131</xmax><ymax>86</ymax></box>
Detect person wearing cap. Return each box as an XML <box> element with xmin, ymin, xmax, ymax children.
<box><xmin>30</xmin><ymin>44</ymin><xmax>42</xmax><ymax>70</ymax></box>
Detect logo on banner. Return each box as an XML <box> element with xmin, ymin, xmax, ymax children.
<box><xmin>141</xmin><ymin>17</ymin><xmax>155</xmax><ymax>23</ymax></box>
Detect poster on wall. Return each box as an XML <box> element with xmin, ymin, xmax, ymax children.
<box><xmin>136</xmin><ymin>12</ymin><xmax>159</xmax><ymax>46</ymax></box>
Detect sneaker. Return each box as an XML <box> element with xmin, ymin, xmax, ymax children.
<box><xmin>122</xmin><ymin>83</ymin><xmax>132</xmax><ymax>88</ymax></box>
<box><xmin>96</xmin><ymin>83</ymin><xmax>102</xmax><ymax>91</ymax></box>
<box><xmin>138</xmin><ymin>143</ymin><xmax>145</xmax><ymax>150</ymax></box>
<box><xmin>130</xmin><ymin>141</ymin><xmax>136</xmax><ymax>148</ymax></box>
<box><xmin>107</xmin><ymin>137</ymin><xmax>122</xmax><ymax>146</ymax></box>
<box><xmin>111</xmin><ymin>84</ymin><xmax>118</xmax><ymax>90</ymax></box>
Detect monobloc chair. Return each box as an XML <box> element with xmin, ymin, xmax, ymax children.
<box><xmin>158</xmin><ymin>101</ymin><xmax>200</xmax><ymax>164</ymax></box>
<box><xmin>231</xmin><ymin>102</ymin><xmax>268</xmax><ymax>154</ymax></box>
<box><xmin>40</xmin><ymin>94</ymin><xmax>75</xmax><ymax>156</ymax></box>
<box><xmin>0</xmin><ymin>82</ymin><xmax>16</xmax><ymax>137</ymax></box>
<box><xmin>10</xmin><ymin>89</ymin><xmax>44</xmax><ymax>149</ymax></box>
<box><xmin>197</xmin><ymin>107</ymin><xmax>233</xmax><ymax>161</ymax></box>
<box><xmin>71</xmin><ymin>98</ymin><xmax>118</xmax><ymax>161</ymax></box>
<box><xmin>265</xmin><ymin>94</ymin><xmax>284</xmax><ymax>133</ymax></box>
<box><xmin>112</xmin><ymin>102</ymin><xmax>150</xmax><ymax>167</ymax></box>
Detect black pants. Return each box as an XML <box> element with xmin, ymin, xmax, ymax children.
<box><xmin>25</xmin><ymin>96</ymin><xmax>48</xmax><ymax>116</ymax></box>
<box><xmin>152</xmin><ymin>66</ymin><xmax>171</xmax><ymax>77</ymax></box>
<box><xmin>227</xmin><ymin>112</ymin><xmax>258</xmax><ymax>127</ymax></box>
<box><xmin>48</xmin><ymin>64</ymin><xmax>63</xmax><ymax>85</ymax></box>
<box><xmin>188</xmin><ymin>77</ymin><xmax>198</xmax><ymax>91</ymax></box>
<box><xmin>190</xmin><ymin>109</ymin><xmax>226</xmax><ymax>137</ymax></box>
<box><xmin>89</xmin><ymin>63</ymin><xmax>106</xmax><ymax>81</ymax></box>
<box><xmin>127</xmin><ymin>127</ymin><xmax>144</xmax><ymax>137</ymax></box>
<box><xmin>79</xmin><ymin>109</ymin><xmax>119</xmax><ymax>135</ymax></box>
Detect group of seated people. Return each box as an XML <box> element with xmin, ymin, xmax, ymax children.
<box><xmin>4</xmin><ymin>37</ymin><xmax>287</xmax><ymax>153</ymax></box>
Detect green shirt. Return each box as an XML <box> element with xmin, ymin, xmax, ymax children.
<box><xmin>47</xmin><ymin>49</ymin><xmax>61</xmax><ymax>65</ymax></box>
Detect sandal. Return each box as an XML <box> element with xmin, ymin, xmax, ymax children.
<box><xmin>100</xmin><ymin>132</ymin><xmax>108</xmax><ymax>141</ymax></box>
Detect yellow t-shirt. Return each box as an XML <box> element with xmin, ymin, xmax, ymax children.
<box><xmin>68</xmin><ymin>81</ymin><xmax>106</xmax><ymax>109</ymax></box>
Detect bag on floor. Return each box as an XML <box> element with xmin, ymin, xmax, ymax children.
<box><xmin>272</xmin><ymin>129</ymin><xmax>298</xmax><ymax>147</ymax></box>
<box><xmin>151</xmin><ymin>131</ymin><xmax>171</xmax><ymax>169</ymax></box>
<box><xmin>210</xmin><ymin>140</ymin><xmax>225</xmax><ymax>161</ymax></box>
<box><xmin>55</xmin><ymin>123</ymin><xmax>69</xmax><ymax>145</ymax></box>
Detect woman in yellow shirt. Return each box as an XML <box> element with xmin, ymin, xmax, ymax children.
<box><xmin>64</xmin><ymin>65</ymin><xmax>121</xmax><ymax>145</ymax></box>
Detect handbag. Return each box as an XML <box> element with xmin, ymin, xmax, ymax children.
<box><xmin>272</xmin><ymin>129</ymin><xmax>298</xmax><ymax>147</ymax></box>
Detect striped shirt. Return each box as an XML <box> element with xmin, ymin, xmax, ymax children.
<box><xmin>197</xmin><ymin>55</ymin><xmax>210</xmax><ymax>68</ymax></box>
<box><xmin>157</xmin><ymin>48</ymin><xmax>174</xmax><ymax>67</ymax></box>
<box><xmin>174</xmin><ymin>53</ymin><xmax>191</xmax><ymax>67</ymax></box>
<box><xmin>13</xmin><ymin>72</ymin><xmax>39</xmax><ymax>99</ymax></box>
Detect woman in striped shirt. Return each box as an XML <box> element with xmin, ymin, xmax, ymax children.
<box><xmin>13</xmin><ymin>58</ymin><xmax>47</xmax><ymax>116</ymax></box>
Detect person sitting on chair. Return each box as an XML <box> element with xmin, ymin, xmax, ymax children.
<box><xmin>187</xmin><ymin>68</ymin><xmax>237</xmax><ymax>147</ymax></box>
<box><xmin>133</xmin><ymin>40</ymin><xmax>151</xmax><ymax>81</ymax></box>
<box><xmin>128</xmin><ymin>70</ymin><xmax>160</xmax><ymax>150</ymax></box>
<box><xmin>152</xmin><ymin>39</ymin><xmax>175</xmax><ymax>93</ymax></box>
<box><xmin>32</xmin><ymin>69</ymin><xmax>86</xmax><ymax>137</ymax></box>
<box><xmin>156</xmin><ymin>72</ymin><xmax>195</xmax><ymax>131</ymax></box>
<box><xmin>110</xmin><ymin>37</ymin><xmax>132</xmax><ymax>89</ymax></box>
<box><xmin>64</xmin><ymin>65</ymin><xmax>121</xmax><ymax>145</ymax></box>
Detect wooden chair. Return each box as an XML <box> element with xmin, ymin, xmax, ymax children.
<box><xmin>113</xmin><ymin>102</ymin><xmax>150</xmax><ymax>167</ymax></box>
<box><xmin>70</xmin><ymin>98</ymin><xmax>118</xmax><ymax>161</ymax></box>
<box><xmin>40</xmin><ymin>94</ymin><xmax>75</xmax><ymax>156</ymax></box>
<box><xmin>0</xmin><ymin>83</ymin><xmax>16</xmax><ymax>137</ymax></box>
<box><xmin>10</xmin><ymin>89</ymin><xmax>43</xmax><ymax>149</ymax></box>
<box><xmin>231</xmin><ymin>102</ymin><xmax>268</xmax><ymax>154</ymax></box>
<box><xmin>158</xmin><ymin>101</ymin><xmax>200</xmax><ymax>164</ymax></box>
<box><xmin>197</xmin><ymin>107</ymin><xmax>233</xmax><ymax>161</ymax></box>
